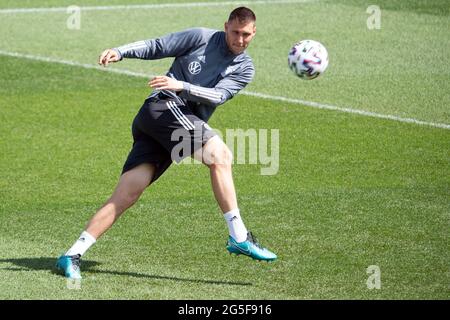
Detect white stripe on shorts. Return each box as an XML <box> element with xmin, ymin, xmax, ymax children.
<box><xmin>171</xmin><ymin>101</ymin><xmax>195</xmax><ymax>130</ymax></box>
<box><xmin>166</xmin><ymin>101</ymin><xmax>194</xmax><ymax>130</ymax></box>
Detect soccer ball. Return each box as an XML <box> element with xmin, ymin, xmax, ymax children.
<box><xmin>288</xmin><ymin>40</ymin><xmax>329</xmax><ymax>80</ymax></box>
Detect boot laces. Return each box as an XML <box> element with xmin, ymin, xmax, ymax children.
<box><xmin>70</xmin><ymin>254</ymin><xmax>81</xmax><ymax>270</ymax></box>
<box><xmin>247</xmin><ymin>232</ymin><xmax>263</xmax><ymax>249</ymax></box>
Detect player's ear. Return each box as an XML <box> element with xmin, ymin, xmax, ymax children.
<box><xmin>224</xmin><ymin>21</ymin><xmax>228</xmax><ymax>32</ymax></box>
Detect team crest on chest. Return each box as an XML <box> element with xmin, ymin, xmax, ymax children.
<box><xmin>188</xmin><ymin>61</ymin><xmax>202</xmax><ymax>75</ymax></box>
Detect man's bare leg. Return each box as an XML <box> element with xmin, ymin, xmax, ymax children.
<box><xmin>85</xmin><ymin>163</ymin><xmax>155</xmax><ymax>239</ymax></box>
<box><xmin>64</xmin><ymin>163</ymin><xmax>155</xmax><ymax>256</ymax></box>
<box><xmin>57</xmin><ymin>163</ymin><xmax>156</xmax><ymax>278</ymax></box>
<box><xmin>193</xmin><ymin>136</ymin><xmax>277</xmax><ymax>261</ymax></box>
<box><xmin>193</xmin><ymin>136</ymin><xmax>247</xmax><ymax>242</ymax></box>
<box><xmin>194</xmin><ymin>136</ymin><xmax>237</xmax><ymax>213</ymax></box>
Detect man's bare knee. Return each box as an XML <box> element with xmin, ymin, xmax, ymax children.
<box><xmin>208</xmin><ymin>152</ymin><xmax>233</xmax><ymax>171</ymax></box>
<box><xmin>201</xmin><ymin>137</ymin><xmax>233</xmax><ymax>168</ymax></box>
<box><xmin>117</xmin><ymin>191</ymin><xmax>141</xmax><ymax>208</ymax></box>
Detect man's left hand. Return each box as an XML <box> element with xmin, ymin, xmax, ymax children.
<box><xmin>148</xmin><ymin>76</ymin><xmax>183</xmax><ymax>92</ymax></box>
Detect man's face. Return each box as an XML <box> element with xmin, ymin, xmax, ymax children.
<box><xmin>224</xmin><ymin>19</ymin><xmax>256</xmax><ymax>55</ymax></box>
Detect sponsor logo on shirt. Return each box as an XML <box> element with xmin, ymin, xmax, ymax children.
<box><xmin>188</xmin><ymin>61</ymin><xmax>202</xmax><ymax>75</ymax></box>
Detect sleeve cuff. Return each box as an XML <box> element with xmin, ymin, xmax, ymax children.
<box><xmin>112</xmin><ymin>48</ymin><xmax>123</xmax><ymax>61</ymax></box>
<box><xmin>182</xmin><ymin>81</ymin><xmax>191</xmax><ymax>93</ymax></box>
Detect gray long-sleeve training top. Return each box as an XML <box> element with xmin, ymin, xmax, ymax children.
<box><xmin>115</xmin><ymin>27</ymin><xmax>255</xmax><ymax>122</ymax></box>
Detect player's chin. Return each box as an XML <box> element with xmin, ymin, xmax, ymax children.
<box><xmin>232</xmin><ymin>48</ymin><xmax>245</xmax><ymax>54</ymax></box>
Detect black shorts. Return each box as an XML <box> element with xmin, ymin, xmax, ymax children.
<box><xmin>122</xmin><ymin>96</ymin><xmax>216</xmax><ymax>183</ymax></box>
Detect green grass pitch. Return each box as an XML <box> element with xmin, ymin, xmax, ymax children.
<box><xmin>0</xmin><ymin>0</ymin><xmax>449</xmax><ymax>299</ymax></box>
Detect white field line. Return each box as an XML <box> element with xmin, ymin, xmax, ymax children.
<box><xmin>0</xmin><ymin>0</ymin><xmax>316</xmax><ymax>14</ymax></box>
<box><xmin>1</xmin><ymin>49</ymin><xmax>449</xmax><ymax>130</ymax></box>
<box><xmin>242</xmin><ymin>91</ymin><xmax>450</xmax><ymax>130</ymax></box>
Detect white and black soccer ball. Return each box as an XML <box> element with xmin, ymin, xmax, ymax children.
<box><xmin>288</xmin><ymin>40</ymin><xmax>329</xmax><ymax>80</ymax></box>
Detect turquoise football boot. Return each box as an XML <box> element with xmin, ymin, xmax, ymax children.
<box><xmin>56</xmin><ymin>254</ymin><xmax>82</xmax><ymax>279</ymax></box>
<box><xmin>226</xmin><ymin>231</ymin><xmax>277</xmax><ymax>262</ymax></box>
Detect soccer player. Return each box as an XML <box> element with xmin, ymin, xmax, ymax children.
<box><xmin>57</xmin><ymin>7</ymin><xmax>276</xmax><ymax>279</ymax></box>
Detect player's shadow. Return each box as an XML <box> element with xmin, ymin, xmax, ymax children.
<box><xmin>0</xmin><ymin>257</ymin><xmax>252</xmax><ymax>286</ymax></box>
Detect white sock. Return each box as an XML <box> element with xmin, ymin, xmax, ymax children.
<box><xmin>65</xmin><ymin>231</ymin><xmax>96</xmax><ymax>257</ymax></box>
<box><xmin>223</xmin><ymin>208</ymin><xmax>248</xmax><ymax>243</ymax></box>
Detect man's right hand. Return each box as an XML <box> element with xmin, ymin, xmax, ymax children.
<box><xmin>98</xmin><ymin>49</ymin><xmax>120</xmax><ymax>66</ymax></box>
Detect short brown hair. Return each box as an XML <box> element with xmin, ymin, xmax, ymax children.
<box><xmin>228</xmin><ymin>7</ymin><xmax>256</xmax><ymax>24</ymax></box>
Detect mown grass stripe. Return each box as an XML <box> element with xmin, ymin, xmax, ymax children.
<box><xmin>1</xmin><ymin>49</ymin><xmax>448</xmax><ymax>130</ymax></box>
